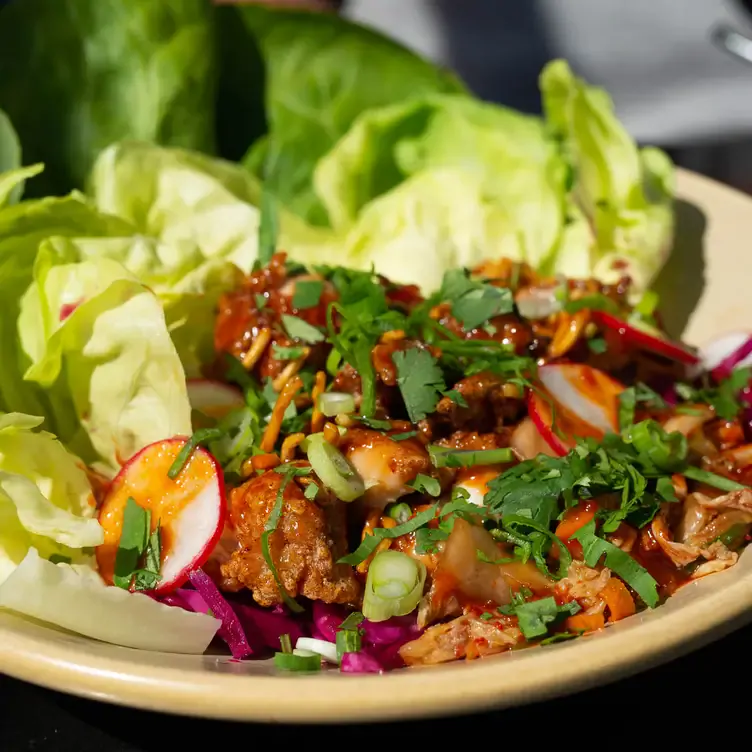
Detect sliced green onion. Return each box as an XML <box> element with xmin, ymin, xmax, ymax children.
<box><xmin>428</xmin><ymin>445</ymin><xmax>514</xmax><ymax>468</ymax></box>
<box><xmin>306</xmin><ymin>435</ymin><xmax>364</xmax><ymax>502</ymax></box>
<box><xmin>295</xmin><ymin>637</ymin><xmax>339</xmax><ymax>664</ymax></box>
<box><xmin>362</xmin><ymin>550</ymin><xmax>426</xmax><ymax>622</ymax></box>
<box><xmin>167</xmin><ymin>428</ymin><xmax>224</xmax><ymax>480</ymax></box>
<box><xmin>292</xmin><ymin>648</ymin><xmax>319</xmax><ymax>658</ymax></box>
<box><xmin>683</xmin><ymin>465</ymin><xmax>748</xmax><ymax>493</ymax></box>
<box><xmin>273</xmin><ymin>652</ymin><xmax>322</xmax><ymax>672</ymax></box>
<box><xmin>386</xmin><ymin>502</ymin><xmax>411</xmax><ymax>524</ymax></box>
<box><xmin>317</xmin><ymin>392</ymin><xmax>356</xmax><ymax>417</ymax></box>
<box><xmin>336</xmin><ymin>629</ymin><xmax>361</xmax><ymax>660</ymax></box>
<box><xmin>339</xmin><ymin>611</ymin><xmax>364</xmax><ymax>630</ymax></box>
<box><xmin>279</xmin><ymin>633</ymin><xmax>292</xmax><ymax>654</ymax></box>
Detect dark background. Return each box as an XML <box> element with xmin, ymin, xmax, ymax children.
<box><xmin>2</xmin><ymin>620</ymin><xmax>748</xmax><ymax>750</ymax></box>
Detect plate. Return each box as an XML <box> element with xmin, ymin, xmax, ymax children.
<box><xmin>2</xmin><ymin>168</ymin><xmax>752</xmax><ymax>723</ymax></box>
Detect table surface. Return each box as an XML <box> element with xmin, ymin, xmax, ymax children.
<box><xmin>2</xmin><ymin>620</ymin><xmax>745</xmax><ymax>750</ymax></box>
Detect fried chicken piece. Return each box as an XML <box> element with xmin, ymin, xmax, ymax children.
<box><xmin>220</xmin><ymin>468</ymin><xmax>361</xmax><ymax>606</ymax></box>
<box><xmin>338</xmin><ymin>427</ymin><xmax>432</xmax><ymax>509</ymax></box>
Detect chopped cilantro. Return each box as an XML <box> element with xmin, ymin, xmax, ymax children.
<box><xmin>442</xmin><ymin>389</ymin><xmax>469</xmax><ymax>408</ymax></box>
<box><xmin>272</xmin><ymin>344</ymin><xmax>307</xmax><ymax>361</ymax></box>
<box><xmin>428</xmin><ymin>445</ymin><xmax>514</xmax><ymax>468</ymax></box>
<box><xmin>572</xmin><ymin>519</ymin><xmax>659</xmax><ymax>607</ymax></box>
<box><xmin>293</xmin><ymin>279</ymin><xmax>323</xmax><ymax>310</ymax></box>
<box><xmin>618</xmin><ymin>383</ymin><xmax>667</xmax><ymax>431</ymax></box>
<box><xmin>392</xmin><ymin>348</ymin><xmax>447</xmax><ymax>423</ymax></box>
<box><xmin>479</xmin><ymin>612</ymin><xmax>494</xmax><ymax>621</ymax></box>
<box><xmin>339</xmin><ymin>611</ymin><xmax>365</xmax><ymax>631</ymax></box>
<box><xmin>303</xmin><ymin>482</ymin><xmax>319</xmax><ymax>500</ymax></box>
<box><xmin>113</xmin><ymin>498</ymin><xmax>161</xmax><ymax>591</ymax></box>
<box><xmin>408</xmin><ymin>473</ymin><xmax>441</xmax><ymax>497</ymax></box>
<box><xmin>565</xmin><ymin>293</ymin><xmax>620</xmax><ymax>315</ymax></box>
<box><xmin>500</xmin><ymin>596</ymin><xmax>580</xmax><ymax>640</ymax></box>
<box><xmin>390</xmin><ymin>431</ymin><xmax>418</xmax><ymax>441</ymax></box>
<box><xmin>257</xmin><ymin>189</ymin><xmax>278</xmax><ymax>269</ymax></box>
<box><xmin>675</xmin><ymin>366</ymin><xmax>751</xmax><ymax>420</ymax></box>
<box><xmin>540</xmin><ymin>630</ymin><xmax>585</xmax><ymax>645</ymax></box>
<box><xmin>587</xmin><ymin>337</ymin><xmax>607</xmax><ymax>354</ymax></box>
<box><xmin>359</xmin><ymin>416</ymin><xmax>392</xmax><ymax>431</ymax></box>
<box><xmin>440</xmin><ymin>269</ymin><xmax>514</xmax><ymax>330</ymax></box>
<box><xmin>254</xmin><ymin>293</ymin><xmax>268</xmax><ymax>310</ymax></box>
<box><xmin>282</xmin><ymin>314</ymin><xmax>325</xmax><ymax>343</ymax></box>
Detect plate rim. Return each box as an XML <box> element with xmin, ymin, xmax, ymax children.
<box><xmin>2</xmin><ymin>167</ymin><xmax>752</xmax><ymax>723</ymax></box>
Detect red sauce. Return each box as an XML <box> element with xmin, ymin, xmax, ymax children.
<box><xmin>632</xmin><ymin>529</ymin><xmax>690</xmax><ymax>597</ymax></box>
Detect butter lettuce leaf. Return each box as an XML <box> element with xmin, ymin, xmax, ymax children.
<box><xmin>0</xmin><ymin>548</ymin><xmax>220</xmax><ymax>653</ymax></box>
<box><xmin>237</xmin><ymin>4</ymin><xmax>465</xmax><ymax>226</ymax></box>
<box><xmin>18</xmin><ymin>243</ymin><xmax>192</xmax><ymax>473</ymax></box>
<box><xmin>0</xmin><ymin>0</ymin><xmax>216</xmax><ymax>197</ymax></box>
<box><xmin>540</xmin><ymin>60</ymin><xmax>675</xmax><ymax>294</ymax></box>
<box><xmin>0</xmin><ymin>412</ymin><xmax>103</xmax><ymax>585</ymax></box>
<box><xmin>0</xmin><ymin>108</ymin><xmax>43</xmax><ymax>207</ymax></box>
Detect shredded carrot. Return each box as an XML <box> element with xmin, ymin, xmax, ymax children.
<box><xmin>356</xmin><ymin>516</ymin><xmax>396</xmax><ymax>574</ymax></box>
<box><xmin>280</xmin><ymin>432</ymin><xmax>306</xmax><ymax>463</ymax></box>
<box><xmin>242</xmin><ymin>327</ymin><xmax>271</xmax><ymax>370</ymax></box>
<box><xmin>242</xmin><ymin>452</ymin><xmax>280</xmax><ymax>476</ymax></box>
<box><xmin>310</xmin><ymin>370</ymin><xmax>327</xmax><ymax>434</ymax></box>
<box><xmin>554</xmin><ymin>501</ymin><xmax>598</xmax><ymax>559</ymax></box>
<box><xmin>323</xmin><ymin>421</ymin><xmax>341</xmax><ymax>446</ymax></box>
<box><xmin>565</xmin><ymin>611</ymin><xmax>605</xmax><ymax>633</ymax></box>
<box><xmin>272</xmin><ymin>350</ymin><xmax>309</xmax><ymax>392</ymax></box>
<box><xmin>602</xmin><ymin>577</ymin><xmax>636</xmax><ymax>622</ymax></box>
<box><xmin>261</xmin><ymin>376</ymin><xmax>303</xmax><ymax>453</ymax></box>
<box><xmin>380</xmin><ymin>329</ymin><xmax>406</xmax><ymax>344</ymax></box>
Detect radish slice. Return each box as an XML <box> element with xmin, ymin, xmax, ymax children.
<box><xmin>187</xmin><ymin>379</ymin><xmax>245</xmax><ymax>420</ymax></box>
<box><xmin>529</xmin><ymin>364</ymin><xmax>625</xmax><ymax>455</ymax></box>
<box><xmin>697</xmin><ymin>331</ymin><xmax>752</xmax><ymax>380</ymax></box>
<box><xmin>592</xmin><ymin>311</ymin><xmax>699</xmax><ymax>365</ymax></box>
<box><xmin>96</xmin><ymin>438</ymin><xmax>226</xmax><ymax>594</ymax></box>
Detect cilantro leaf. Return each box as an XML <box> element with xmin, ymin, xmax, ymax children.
<box><xmin>675</xmin><ymin>366</ymin><xmax>751</xmax><ymax>421</ymax></box>
<box><xmin>408</xmin><ymin>473</ymin><xmax>441</xmax><ymax>497</ymax></box>
<box><xmin>565</xmin><ymin>294</ymin><xmax>620</xmax><ymax>315</ymax></box>
<box><xmin>440</xmin><ymin>268</ymin><xmax>513</xmax><ymax>330</ymax></box>
<box><xmin>587</xmin><ymin>337</ymin><xmax>607</xmax><ymax>354</ymax></box>
<box><xmin>442</xmin><ymin>389</ymin><xmax>469</xmax><ymax>408</ymax></box>
<box><xmin>254</xmin><ymin>293</ymin><xmax>268</xmax><ymax>310</ymax></box>
<box><xmin>282</xmin><ymin>314</ymin><xmax>325</xmax><ymax>343</ymax></box>
<box><xmin>618</xmin><ymin>383</ymin><xmax>667</xmax><ymax>431</ymax></box>
<box><xmin>392</xmin><ymin>348</ymin><xmax>446</xmax><ymax>423</ymax></box>
<box><xmin>272</xmin><ymin>344</ymin><xmax>307</xmax><ymax>361</ymax></box>
<box><xmin>292</xmin><ymin>279</ymin><xmax>323</xmax><ymax>310</ymax></box>
<box><xmin>501</xmin><ymin>596</ymin><xmax>580</xmax><ymax>640</ymax></box>
<box><xmin>571</xmin><ymin>519</ymin><xmax>659</xmax><ymax>607</ymax></box>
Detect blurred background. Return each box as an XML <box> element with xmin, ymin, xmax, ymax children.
<box><xmin>234</xmin><ymin>0</ymin><xmax>752</xmax><ymax>194</ymax></box>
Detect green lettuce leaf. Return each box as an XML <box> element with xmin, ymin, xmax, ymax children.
<box><xmin>89</xmin><ymin>140</ymin><xmax>341</xmax><ymax>276</ymax></box>
<box><xmin>0</xmin><ymin>412</ymin><xmax>103</xmax><ymax>584</ymax></box>
<box><xmin>0</xmin><ymin>108</ymin><xmax>43</xmax><ymax>207</ymax></box>
<box><xmin>237</xmin><ymin>5</ymin><xmax>465</xmax><ymax>226</ymax></box>
<box><xmin>0</xmin><ymin>194</ymin><xmax>134</xmax><ymax>444</ymax></box>
<box><xmin>18</xmin><ymin>242</ymin><xmax>192</xmax><ymax>473</ymax></box>
<box><xmin>0</xmin><ymin>548</ymin><xmax>220</xmax><ymax>653</ymax></box>
<box><xmin>540</xmin><ymin>60</ymin><xmax>675</xmax><ymax>295</ymax></box>
<box><xmin>337</xmin><ymin>167</ymin><xmax>558</xmax><ymax>292</ymax></box>
<box><xmin>0</xmin><ymin>0</ymin><xmax>216</xmax><ymax>197</ymax></box>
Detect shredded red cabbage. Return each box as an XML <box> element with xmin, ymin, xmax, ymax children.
<box><xmin>340</xmin><ymin>651</ymin><xmax>383</xmax><ymax>674</ymax></box>
<box><xmin>361</xmin><ymin>615</ymin><xmax>421</xmax><ymax>646</ymax></box>
<box><xmin>232</xmin><ymin>602</ymin><xmax>307</xmax><ymax>650</ymax></box>
<box><xmin>712</xmin><ymin>335</ymin><xmax>752</xmax><ymax>381</ymax></box>
<box><xmin>312</xmin><ymin>601</ymin><xmax>344</xmax><ymax>642</ymax></box>
<box><xmin>187</xmin><ymin>570</ymin><xmax>253</xmax><ymax>660</ymax></box>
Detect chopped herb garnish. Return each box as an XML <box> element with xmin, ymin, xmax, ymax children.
<box><xmin>282</xmin><ymin>314</ymin><xmax>325</xmax><ymax>343</ymax></box>
<box><xmin>500</xmin><ymin>596</ymin><xmax>580</xmax><ymax>640</ymax></box>
<box><xmin>167</xmin><ymin>428</ymin><xmax>224</xmax><ymax>480</ymax></box>
<box><xmin>428</xmin><ymin>445</ymin><xmax>514</xmax><ymax>468</ymax></box>
<box><xmin>292</xmin><ymin>279</ymin><xmax>324</xmax><ymax>310</ymax></box>
<box><xmin>303</xmin><ymin>482</ymin><xmax>319</xmax><ymax>500</ymax></box>
<box><xmin>572</xmin><ymin>519</ymin><xmax>659</xmax><ymax>607</ymax></box>
<box><xmin>618</xmin><ymin>383</ymin><xmax>667</xmax><ymax>431</ymax></box>
<box><xmin>254</xmin><ymin>293</ymin><xmax>268</xmax><ymax>310</ymax></box>
<box><xmin>479</xmin><ymin>612</ymin><xmax>494</xmax><ymax>621</ymax></box>
<box><xmin>587</xmin><ymin>337</ymin><xmax>607</xmax><ymax>354</ymax></box>
<box><xmin>261</xmin><ymin>474</ymin><xmax>305</xmax><ymax>613</ymax></box>
<box><xmin>339</xmin><ymin>611</ymin><xmax>365</xmax><ymax>631</ymax></box>
<box><xmin>336</xmin><ymin>629</ymin><xmax>362</xmax><ymax>660</ymax></box>
<box><xmin>279</xmin><ymin>634</ymin><xmax>293</xmax><ymax>654</ymax></box>
<box><xmin>683</xmin><ymin>466</ymin><xmax>748</xmax><ymax>493</ymax></box>
<box><xmin>408</xmin><ymin>473</ymin><xmax>441</xmax><ymax>497</ymax></box>
<box><xmin>565</xmin><ymin>293</ymin><xmax>620</xmax><ymax>315</ymax></box>
<box><xmin>387</xmin><ymin>431</ymin><xmax>415</xmax><ymax>441</ymax></box>
<box><xmin>359</xmin><ymin>416</ymin><xmax>392</xmax><ymax>431</ymax></box>
<box><xmin>675</xmin><ymin>366</ymin><xmax>751</xmax><ymax>420</ymax></box>
<box><xmin>440</xmin><ymin>268</ymin><xmax>514</xmax><ymax>330</ymax></box>
<box><xmin>113</xmin><ymin>498</ymin><xmax>160</xmax><ymax>591</ymax></box>
<box><xmin>386</xmin><ymin>502</ymin><xmax>412</xmax><ymax>524</ymax></box>
<box><xmin>257</xmin><ymin>189</ymin><xmax>278</xmax><ymax>269</ymax></box>
<box><xmin>133</xmin><ymin>522</ymin><xmax>162</xmax><ymax>592</ymax></box>
<box><xmin>393</xmin><ymin>348</ymin><xmax>447</xmax><ymax>423</ymax></box>
<box><xmin>539</xmin><ymin>630</ymin><xmax>585</xmax><ymax>645</ymax></box>
<box><xmin>442</xmin><ymin>389</ymin><xmax>469</xmax><ymax>408</ymax></box>
<box><xmin>272</xmin><ymin>344</ymin><xmax>307</xmax><ymax>361</ymax></box>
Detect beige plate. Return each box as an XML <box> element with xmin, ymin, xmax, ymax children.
<box><xmin>2</xmin><ymin>169</ymin><xmax>752</xmax><ymax>723</ymax></box>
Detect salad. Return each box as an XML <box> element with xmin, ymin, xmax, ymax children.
<box><xmin>0</xmin><ymin>1</ymin><xmax>748</xmax><ymax>675</ymax></box>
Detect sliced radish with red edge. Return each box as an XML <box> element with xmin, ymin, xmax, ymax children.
<box><xmin>528</xmin><ymin>364</ymin><xmax>625</xmax><ymax>455</ymax></box>
<box><xmin>592</xmin><ymin>311</ymin><xmax>699</xmax><ymax>365</ymax></box>
<box><xmin>96</xmin><ymin>437</ymin><xmax>226</xmax><ymax>594</ymax></box>
<box><xmin>697</xmin><ymin>331</ymin><xmax>752</xmax><ymax>380</ymax></box>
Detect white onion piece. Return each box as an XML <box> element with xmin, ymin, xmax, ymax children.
<box><xmin>295</xmin><ymin>636</ymin><xmax>339</xmax><ymax>664</ymax></box>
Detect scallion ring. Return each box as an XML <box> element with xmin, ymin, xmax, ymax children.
<box><xmin>305</xmin><ymin>435</ymin><xmax>364</xmax><ymax>502</ymax></box>
<box><xmin>295</xmin><ymin>637</ymin><xmax>340</xmax><ymax>664</ymax></box>
<box><xmin>362</xmin><ymin>550</ymin><xmax>427</xmax><ymax>622</ymax></box>
<box><xmin>317</xmin><ymin>391</ymin><xmax>356</xmax><ymax>417</ymax></box>
<box><xmin>273</xmin><ymin>652</ymin><xmax>322</xmax><ymax>672</ymax></box>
